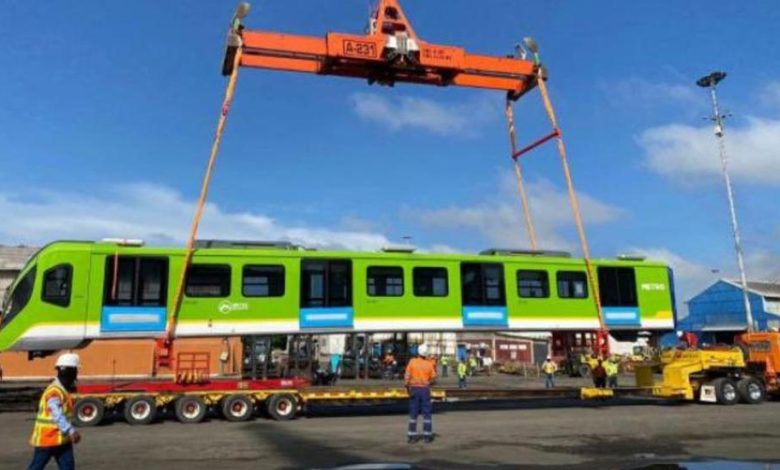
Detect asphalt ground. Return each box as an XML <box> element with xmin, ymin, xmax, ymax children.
<box><xmin>1</xmin><ymin>374</ymin><xmax>779</xmax><ymax>469</ymax></box>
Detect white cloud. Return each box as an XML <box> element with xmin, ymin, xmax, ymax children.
<box><xmin>0</xmin><ymin>183</ymin><xmax>396</xmax><ymax>251</ymax></box>
<box><xmin>350</xmin><ymin>92</ymin><xmax>499</xmax><ymax>136</ymax></box>
<box><xmin>638</xmin><ymin>116</ymin><xmax>780</xmax><ymax>185</ymax></box>
<box><xmin>406</xmin><ymin>174</ymin><xmax>623</xmax><ymax>251</ymax></box>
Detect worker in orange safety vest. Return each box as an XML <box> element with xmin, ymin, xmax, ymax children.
<box><xmin>28</xmin><ymin>353</ymin><xmax>82</xmax><ymax>470</ymax></box>
<box><xmin>405</xmin><ymin>344</ymin><xmax>437</xmax><ymax>444</ymax></box>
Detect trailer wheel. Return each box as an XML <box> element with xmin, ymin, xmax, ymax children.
<box><xmin>124</xmin><ymin>396</ymin><xmax>157</xmax><ymax>425</ymax></box>
<box><xmin>267</xmin><ymin>394</ymin><xmax>297</xmax><ymax>421</ymax></box>
<box><xmin>737</xmin><ymin>377</ymin><xmax>765</xmax><ymax>404</ymax></box>
<box><xmin>74</xmin><ymin>398</ymin><xmax>105</xmax><ymax>427</ymax></box>
<box><xmin>175</xmin><ymin>396</ymin><xmax>207</xmax><ymax>424</ymax></box>
<box><xmin>221</xmin><ymin>394</ymin><xmax>254</xmax><ymax>422</ymax></box>
<box><xmin>713</xmin><ymin>377</ymin><xmax>739</xmax><ymax>405</ymax></box>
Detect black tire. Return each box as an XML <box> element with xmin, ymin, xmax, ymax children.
<box><xmin>713</xmin><ymin>377</ymin><xmax>739</xmax><ymax>405</ymax></box>
<box><xmin>578</xmin><ymin>364</ymin><xmax>591</xmax><ymax>378</ymax></box>
<box><xmin>74</xmin><ymin>397</ymin><xmax>105</xmax><ymax>427</ymax></box>
<box><xmin>221</xmin><ymin>394</ymin><xmax>254</xmax><ymax>422</ymax></box>
<box><xmin>124</xmin><ymin>395</ymin><xmax>157</xmax><ymax>425</ymax></box>
<box><xmin>174</xmin><ymin>396</ymin><xmax>207</xmax><ymax>424</ymax></box>
<box><xmin>737</xmin><ymin>377</ymin><xmax>765</xmax><ymax>405</ymax></box>
<box><xmin>267</xmin><ymin>394</ymin><xmax>297</xmax><ymax>421</ymax></box>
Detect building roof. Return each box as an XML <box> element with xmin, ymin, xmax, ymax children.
<box><xmin>722</xmin><ymin>279</ymin><xmax>780</xmax><ymax>298</ymax></box>
<box><xmin>0</xmin><ymin>245</ymin><xmax>39</xmax><ymax>270</ymax></box>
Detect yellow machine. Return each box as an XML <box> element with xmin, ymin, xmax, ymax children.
<box><xmin>635</xmin><ymin>348</ymin><xmax>748</xmax><ymax>404</ymax></box>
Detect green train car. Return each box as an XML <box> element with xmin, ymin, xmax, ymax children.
<box><xmin>0</xmin><ymin>240</ymin><xmax>676</xmax><ymax>354</ymax></box>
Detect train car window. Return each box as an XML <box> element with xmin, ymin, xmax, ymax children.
<box><xmin>461</xmin><ymin>263</ymin><xmax>505</xmax><ymax>306</ymax></box>
<box><xmin>367</xmin><ymin>266</ymin><xmax>404</xmax><ymax>297</ymax></box>
<box><xmin>138</xmin><ymin>259</ymin><xmax>167</xmax><ymax>306</ymax></box>
<box><xmin>413</xmin><ymin>267</ymin><xmax>448</xmax><ymax>297</ymax></box>
<box><xmin>104</xmin><ymin>257</ymin><xmax>168</xmax><ymax>306</ymax></box>
<box><xmin>301</xmin><ymin>260</ymin><xmax>352</xmax><ymax>307</ymax></box>
<box><xmin>243</xmin><ymin>265</ymin><xmax>285</xmax><ymax>297</ymax></box>
<box><xmin>517</xmin><ymin>270</ymin><xmax>549</xmax><ymax>298</ymax></box>
<box><xmin>597</xmin><ymin>267</ymin><xmax>638</xmax><ymax>307</ymax></box>
<box><xmin>185</xmin><ymin>265</ymin><xmax>231</xmax><ymax>298</ymax></box>
<box><xmin>1</xmin><ymin>266</ymin><xmax>36</xmax><ymax>328</ymax></box>
<box><xmin>42</xmin><ymin>264</ymin><xmax>73</xmax><ymax>307</ymax></box>
<box><xmin>557</xmin><ymin>271</ymin><xmax>588</xmax><ymax>299</ymax></box>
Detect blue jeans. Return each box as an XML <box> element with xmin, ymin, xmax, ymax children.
<box><xmin>29</xmin><ymin>444</ymin><xmax>75</xmax><ymax>470</ymax></box>
<box><xmin>545</xmin><ymin>373</ymin><xmax>555</xmax><ymax>388</ymax></box>
<box><xmin>458</xmin><ymin>376</ymin><xmax>466</xmax><ymax>389</ymax></box>
<box><xmin>408</xmin><ymin>387</ymin><xmax>432</xmax><ymax>438</ymax></box>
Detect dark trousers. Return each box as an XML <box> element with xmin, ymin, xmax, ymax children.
<box><xmin>441</xmin><ymin>365</ymin><xmax>448</xmax><ymax>377</ymax></box>
<box><xmin>608</xmin><ymin>375</ymin><xmax>618</xmax><ymax>388</ymax></box>
<box><xmin>408</xmin><ymin>387</ymin><xmax>432</xmax><ymax>437</ymax></box>
<box><xmin>458</xmin><ymin>376</ymin><xmax>466</xmax><ymax>389</ymax></box>
<box><xmin>29</xmin><ymin>443</ymin><xmax>75</xmax><ymax>470</ymax></box>
<box><xmin>593</xmin><ymin>377</ymin><xmax>607</xmax><ymax>388</ymax></box>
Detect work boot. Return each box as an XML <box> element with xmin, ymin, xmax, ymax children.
<box><xmin>423</xmin><ymin>435</ymin><xmax>435</xmax><ymax>444</ymax></box>
<box><xmin>407</xmin><ymin>435</ymin><xmax>419</xmax><ymax>444</ymax></box>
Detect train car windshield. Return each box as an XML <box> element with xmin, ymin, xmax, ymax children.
<box><xmin>0</xmin><ymin>265</ymin><xmax>36</xmax><ymax>329</ymax></box>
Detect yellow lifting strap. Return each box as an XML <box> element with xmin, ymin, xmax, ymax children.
<box><xmin>165</xmin><ymin>45</ymin><xmax>245</xmax><ymax>341</ymax></box>
<box><xmin>534</xmin><ymin>73</ymin><xmax>606</xmax><ymax>332</ymax></box>
<box><xmin>504</xmin><ymin>100</ymin><xmax>539</xmax><ymax>250</ymax></box>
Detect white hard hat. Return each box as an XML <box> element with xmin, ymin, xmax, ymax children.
<box><xmin>55</xmin><ymin>353</ymin><xmax>80</xmax><ymax>369</ymax></box>
<box><xmin>676</xmin><ymin>331</ymin><xmax>684</xmax><ymax>338</ymax></box>
<box><xmin>417</xmin><ymin>344</ymin><xmax>428</xmax><ymax>357</ymax></box>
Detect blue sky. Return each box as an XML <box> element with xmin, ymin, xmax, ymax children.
<box><xmin>1</xmin><ymin>1</ymin><xmax>780</xmax><ymax>307</ymax></box>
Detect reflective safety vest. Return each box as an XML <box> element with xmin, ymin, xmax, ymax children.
<box><xmin>440</xmin><ymin>356</ymin><xmax>449</xmax><ymax>366</ymax></box>
<box><xmin>457</xmin><ymin>362</ymin><xmax>467</xmax><ymax>378</ymax></box>
<box><xmin>604</xmin><ymin>361</ymin><xmax>619</xmax><ymax>377</ymax></box>
<box><xmin>29</xmin><ymin>382</ymin><xmax>73</xmax><ymax>448</ymax></box>
<box><xmin>405</xmin><ymin>357</ymin><xmax>437</xmax><ymax>387</ymax></box>
<box><xmin>542</xmin><ymin>361</ymin><xmax>557</xmax><ymax>375</ymax></box>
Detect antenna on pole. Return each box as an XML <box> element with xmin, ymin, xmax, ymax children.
<box><xmin>696</xmin><ymin>71</ymin><xmax>755</xmax><ymax>332</ymax></box>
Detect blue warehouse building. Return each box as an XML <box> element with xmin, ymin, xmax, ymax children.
<box><xmin>678</xmin><ymin>279</ymin><xmax>780</xmax><ymax>341</ymax></box>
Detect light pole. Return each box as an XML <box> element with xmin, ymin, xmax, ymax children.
<box><xmin>696</xmin><ymin>71</ymin><xmax>755</xmax><ymax>332</ymax></box>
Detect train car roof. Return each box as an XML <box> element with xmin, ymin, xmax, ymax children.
<box><xmin>30</xmin><ymin>240</ymin><xmax>670</xmax><ymax>268</ymax></box>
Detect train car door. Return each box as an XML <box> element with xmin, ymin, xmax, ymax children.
<box><xmin>597</xmin><ymin>266</ymin><xmax>640</xmax><ymax>327</ymax></box>
<box><xmin>99</xmin><ymin>256</ymin><xmax>169</xmax><ymax>335</ymax></box>
<box><xmin>299</xmin><ymin>259</ymin><xmax>354</xmax><ymax>329</ymax></box>
<box><xmin>460</xmin><ymin>262</ymin><xmax>508</xmax><ymax>327</ymax></box>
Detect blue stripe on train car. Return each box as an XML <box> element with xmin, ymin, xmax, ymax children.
<box><xmin>300</xmin><ymin>307</ymin><xmax>354</xmax><ymax>329</ymax></box>
<box><xmin>462</xmin><ymin>306</ymin><xmax>508</xmax><ymax>327</ymax></box>
<box><xmin>603</xmin><ymin>307</ymin><xmax>641</xmax><ymax>326</ymax></box>
<box><xmin>100</xmin><ymin>306</ymin><xmax>167</xmax><ymax>332</ymax></box>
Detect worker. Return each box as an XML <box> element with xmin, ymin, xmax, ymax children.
<box><xmin>542</xmin><ymin>356</ymin><xmax>557</xmax><ymax>389</ymax></box>
<box><xmin>677</xmin><ymin>330</ymin><xmax>699</xmax><ymax>349</ymax></box>
<box><xmin>468</xmin><ymin>354</ymin><xmax>478</xmax><ymax>376</ymax></box>
<box><xmin>457</xmin><ymin>359</ymin><xmax>468</xmax><ymax>389</ymax></box>
<box><xmin>383</xmin><ymin>351</ymin><xmax>397</xmax><ymax>379</ymax></box>
<box><xmin>591</xmin><ymin>359</ymin><xmax>607</xmax><ymax>389</ymax></box>
<box><xmin>440</xmin><ymin>355</ymin><xmax>449</xmax><ymax>377</ymax></box>
<box><xmin>405</xmin><ymin>343</ymin><xmax>437</xmax><ymax>444</ymax></box>
<box><xmin>605</xmin><ymin>357</ymin><xmax>619</xmax><ymax>389</ymax></box>
<box><xmin>28</xmin><ymin>352</ymin><xmax>82</xmax><ymax>470</ymax></box>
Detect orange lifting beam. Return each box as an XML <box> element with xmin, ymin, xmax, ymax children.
<box><xmin>222</xmin><ymin>0</ymin><xmax>538</xmax><ymax>96</ymax></box>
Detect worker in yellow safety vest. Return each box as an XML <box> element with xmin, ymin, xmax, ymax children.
<box><xmin>542</xmin><ymin>356</ymin><xmax>558</xmax><ymax>388</ymax></box>
<box><xmin>605</xmin><ymin>357</ymin><xmax>620</xmax><ymax>388</ymax></box>
<box><xmin>405</xmin><ymin>344</ymin><xmax>437</xmax><ymax>444</ymax></box>
<box><xmin>457</xmin><ymin>359</ymin><xmax>468</xmax><ymax>389</ymax></box>
<box><xmin>28</xmin><ymin>352</ymin><xmax>82</xmax><ymax>470</ymax></box>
